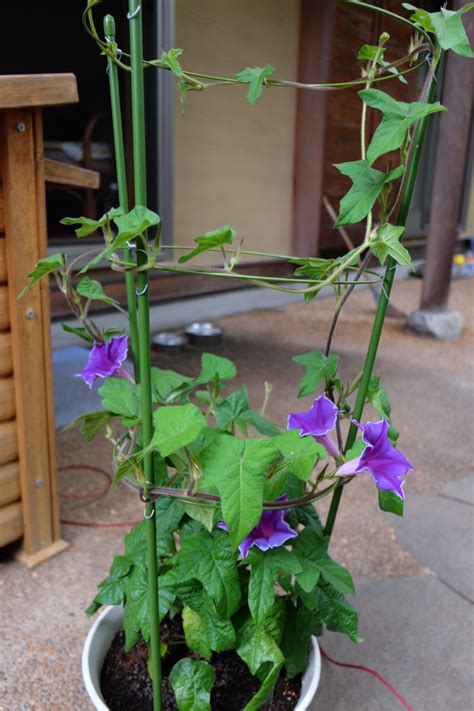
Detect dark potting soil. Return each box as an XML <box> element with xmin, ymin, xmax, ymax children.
<box><xmin>101</xmin><ymin>617</ymin><xmax>302</xmax><ymax>711</ymax></box>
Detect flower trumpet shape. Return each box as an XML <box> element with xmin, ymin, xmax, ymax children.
<box><xmin>218</xmin><ymin>498</ymin><xmax>297</xmax><ymax>558</ymax></box>
<box><xmin>337</xmin><ymin>419</ymin><xmax>413</xmax><ymax>499</ymax></box>
<box><xmin>76</xmin><ymin>335</ymin><xmax>133</xmax><ymax>388</ymax></box>
<box><xmin>287</xmin><ymin>394</ymin><xmax>340</xmax><ymax>458</ymax></box>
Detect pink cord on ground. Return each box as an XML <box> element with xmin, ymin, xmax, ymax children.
<box><xmin>58</xmin><ymin>464</ymin><xmax>141</xmax><ymax>528</ymax></box>
<box><xmin>319</xmin><ymin>644</ymin><xmax>413</xmax><ymax>711</ymax></box>
<box><xmin>60</xmin><ymin>517</ymin><xmax>142</xmax><ymax>527</ymax></box>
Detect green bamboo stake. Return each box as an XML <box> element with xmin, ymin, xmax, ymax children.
<box><xmin>128</xmin><ymin>1</ymin><xmax>162</xmax><ymax>708</ymax></box>
<box><xmin>324</xmin><ymin>69</ymin><xmax>440</xmax><ymax>539</ymax></box>
<box><xmin>104</xmin><ymin>14</ymin><xmax>140</xmax><ymax>381</ymax></box>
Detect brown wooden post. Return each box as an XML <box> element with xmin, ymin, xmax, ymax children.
<box><xmin>419</xmin><ymin>2</ymin><xmax>474</xmax><ymax>312</ymax></box>
<box><xmin>0</xmin><ymin>74</ymin><xmax>80</xmax><ymax>564</ymax></box>
<box><xmin>292</xmin><ymin>0</ymin><xmax>335</xmax><ymax>257</ymax></box>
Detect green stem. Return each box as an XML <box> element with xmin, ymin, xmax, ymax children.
<box><xmin>323</xmin><ymin>40</ymin><xmax>382</xmax><ymax>360</ymax></box>
<box><xmin>83</xmin><ymin>3</ymin><xmax>424</xmax><ymax>92</ymax></box>
<box><xmin>260</xmin><ymin>382</ymin><xmax>272</xmax><ymax>417</ymax></box>
<box><xmin>161</xmin><ymin>245</ymin><xmax>382</xmax><ymax>284</ymax></box>
<box><xmin>155</xmin><ymin>262</ymin><xmax>380</xmax><ymax>289</ymax></box>
<box><xmin>163</xmin><ymin>245</ymin><xmax>389</xmax><ymax>275</ymax></box>
<box><xmin>125</xmin><ymin>480</ymin><xmax>338</xmax><ymax>509</ymax></box>
<box><xmin>104</xmin><ymin>15</ymin><xmax>140</xmax><ymax>381</ymax></box>
<box><xmin>323</xmin><ymin>54</ymin><xmax>441</xmax><ymax>539</ymax></box>
<box><xmin>324</xmin><ymin>250</ymin><xmax>372</xmax><ymax>357</ymax></box>
<box><xmin>157</xmin><ymin>242</ymin><xmax>369</xmax><ymax>295</ymax></box>
<box><xmin>128</xmin><ymin>1</ymin><xmax>162</xmax><ymax>708</ymax></box>
<box><xmin>361</xmin><ymin>36</ymin><xmax>388</xmax><ymax>161</ymax></box>
<box><xmin>344</xmin><ymin>0</ymin><xmax>434</xmax><ymax>49</ymax></box>
<box><xmin>360</xmin><ymin>104</ymin><xmax>368</xmax><ymax>161</ymax></box>
<box><xmin>163</xmin><ymin>244</ymin><xmax>297</xmax><ymax>260</ymax></box>
<box><xmin>271</xmin><ymin>59</ymin><xmax>424</xmax><ymax>92</ymax></box>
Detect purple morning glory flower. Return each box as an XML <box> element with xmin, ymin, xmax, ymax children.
<box><xmin>218</xmin><ymin>497</ymin><xmax>297</xmax><ymax>558</ymax></box>
<box><xmin>287</xmin><ymin>394</ymin><xmax>340</xmax><ymax>458</ymax></box>
<box><xmin>76</xmin><ymin>335</ymin><xmax>133</xmax><ymax>388</ymax></box>
<box><xmin>337</xmin><ymin>419</ymin><xmax>413</xmax><ymax>499</ymax></box>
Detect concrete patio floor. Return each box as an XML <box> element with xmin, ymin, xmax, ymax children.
<box><xmin>1</xmin><ymin>276</ymin><xmax>473</xmax><ymax>710</ymax></box>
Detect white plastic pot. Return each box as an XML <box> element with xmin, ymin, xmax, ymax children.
<box><xmin>295</xmin><ymin>635</ymin><xmax>321</xmax><ymax>711</ymax></box>
<box><xmin>82</xmin><ymin>605</ymin><xmax>123</xmax><ymax>711</ymax></box>
<box><xmin>82</xmin><ymin>605</ymin><xmax>321</xmax><ymax>711</ymax></box>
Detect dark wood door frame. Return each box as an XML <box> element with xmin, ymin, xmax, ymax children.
<box><xmin>291</xmin><ymin>0</ymin><xmax>335</xmax><ymax>258</ymax></box>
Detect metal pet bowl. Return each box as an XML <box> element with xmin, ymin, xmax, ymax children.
<box><xmin>184</xmin><ymin>322</ymin><xmax>222</xmax><ymax>346</ymax></box>
<box><xmin>151</xmin><ymin>331</ymin><xmax>188</xmax><ymax>353</ymax></box>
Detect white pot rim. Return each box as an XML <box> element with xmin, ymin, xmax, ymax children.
<box><xmin>296</xmin><ymin>635</ymin><xmax>321</xmax><ymax>710</ymax></box>
<box><xmin>82</xmin><ymin>605</ymin><xmax>321</xmax><ymax>711</ymax></box>
<box><xmin>82</xmin><ymin>605</ymin><xmax>123</xmax><ymax>711</ymax></box>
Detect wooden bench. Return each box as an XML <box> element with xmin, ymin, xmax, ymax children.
<box><xmin>0</xmin><ymin>74</ymin><xmax>99</xmax><ymax>566</ymax></box>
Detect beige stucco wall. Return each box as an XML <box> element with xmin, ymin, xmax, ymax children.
<box><xmin>173</xmin><ymin>0</ymin><xmax>300</xmax><ymax>263</ymax></box>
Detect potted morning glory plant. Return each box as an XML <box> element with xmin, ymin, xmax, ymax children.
<box><xmin>21</xmin><ymin>1</ymin><xmax>473</xmax><ymax>709</ymax></box>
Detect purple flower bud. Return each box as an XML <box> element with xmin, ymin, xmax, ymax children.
<box><xmin>76</xmin><ymin>335</ymin><xmax>133</xmax><ymax>388</ymax></box>
<box><xmin>287</xmin><ymin>394</ymin><xmax>340</xmax><ymax>458</ymax></box>
<box><xmin>337</xmin><ymin>419</ymin><xmax>413</xmax><ymax>499</ymax></box>
<box><xmin>218</xmin><ymin>496</ymin><xmax>297</xmax><ymax>558</ymax></box>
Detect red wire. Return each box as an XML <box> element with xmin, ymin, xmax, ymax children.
<box><xmin>59</xmin><ymin>465</ymin><xmax>111</xmax><ymax>500</ymax></box>
<box><xmin>58</xmin><ymin>464</ymin><xmax>141</xmax><ymax>528</ymax></box>
<box><xmin>59</xmin><ymin>517</ymin><xmax>141</xmax><ymax>527</ymax></box>
<box><xmin>319</xmin><ymin>644</ymin><xmax>413</xmax><ymax>711</ymax></box>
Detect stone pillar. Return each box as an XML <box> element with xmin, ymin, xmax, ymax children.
<box><xmin>407</xmin><ymin>0</ymin><xmax>474</xmax><ymax>341</ymax></box>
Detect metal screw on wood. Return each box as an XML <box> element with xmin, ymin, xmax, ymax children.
<box><xmin>25</xmin><ymin>309</ymin><xmax>34</xmax><ymax>319</ymax></box>
<box><xmin>35</xmin><ymin>480</ymin><xmax>44</xmax><ymax>488</ymax></box>
<box><xmin>16</xmin><ymin>122</ymin><xmax>27</xmax><ymax>133</ymax></box>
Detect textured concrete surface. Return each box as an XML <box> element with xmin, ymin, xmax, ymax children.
<box><xmin>393</xmin><ymin>493</ymin><xmax>474</xmax><ymax>603</ymax></box>
<box><xmin>52</xmin><ymin>347</ymin><xmax>102</xmax><ymax>427</ymax></box>
<box><xmin>442</xmin><ymin>473</ymin><xmax>474</xmax><ymax>507</ymax></box>
<box><xmin>0</xmin><ymin>277</ymin><xmax>473</xmax><ymax>710</ymax></box>
<box><xmin>311</xmin><ymin>576</ymin><xmax>474</xmax><ymax>711</ymax></box>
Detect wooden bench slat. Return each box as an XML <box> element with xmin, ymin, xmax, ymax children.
<box><xmin>0</xmin><ymin>419</ymin><xmax>18</xmax><ymax>466</ymax></box>
<box><xmin>0</xmin><ymin>236</ymin><xmax>6</xmax><ymax>282</ymax></box>
<box><xmin>0</xmin><ymin>332</ymin><xmax>12</xmax><ymax>376</ymax></box>
<box><xmin>0</xmin><ymin>74</ymin><xmax>78</xmax><ymax>109</ymax></box>
<box><xmin>0</xmin><ymin>461</ymin><xmax>20</xmax><ymax>507</ymax></box>
<box><xmin>0</xmin><ymin>284</ymin><xmax>9</xmax><ymax>329</ymax></box>
<box><xmin>44</xmin><ymin>158</ymin><xmax>100</xmax><ymax>190</ymax></box>
<box><xmin>0</xmin><ymin>500</ymin><xmax>23</xmax><ymax>547</ymax></box>
<box><xmin>0</xmin><ymin>377</ymin><xmax>15</xmax><ymax>421</ymax></box>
